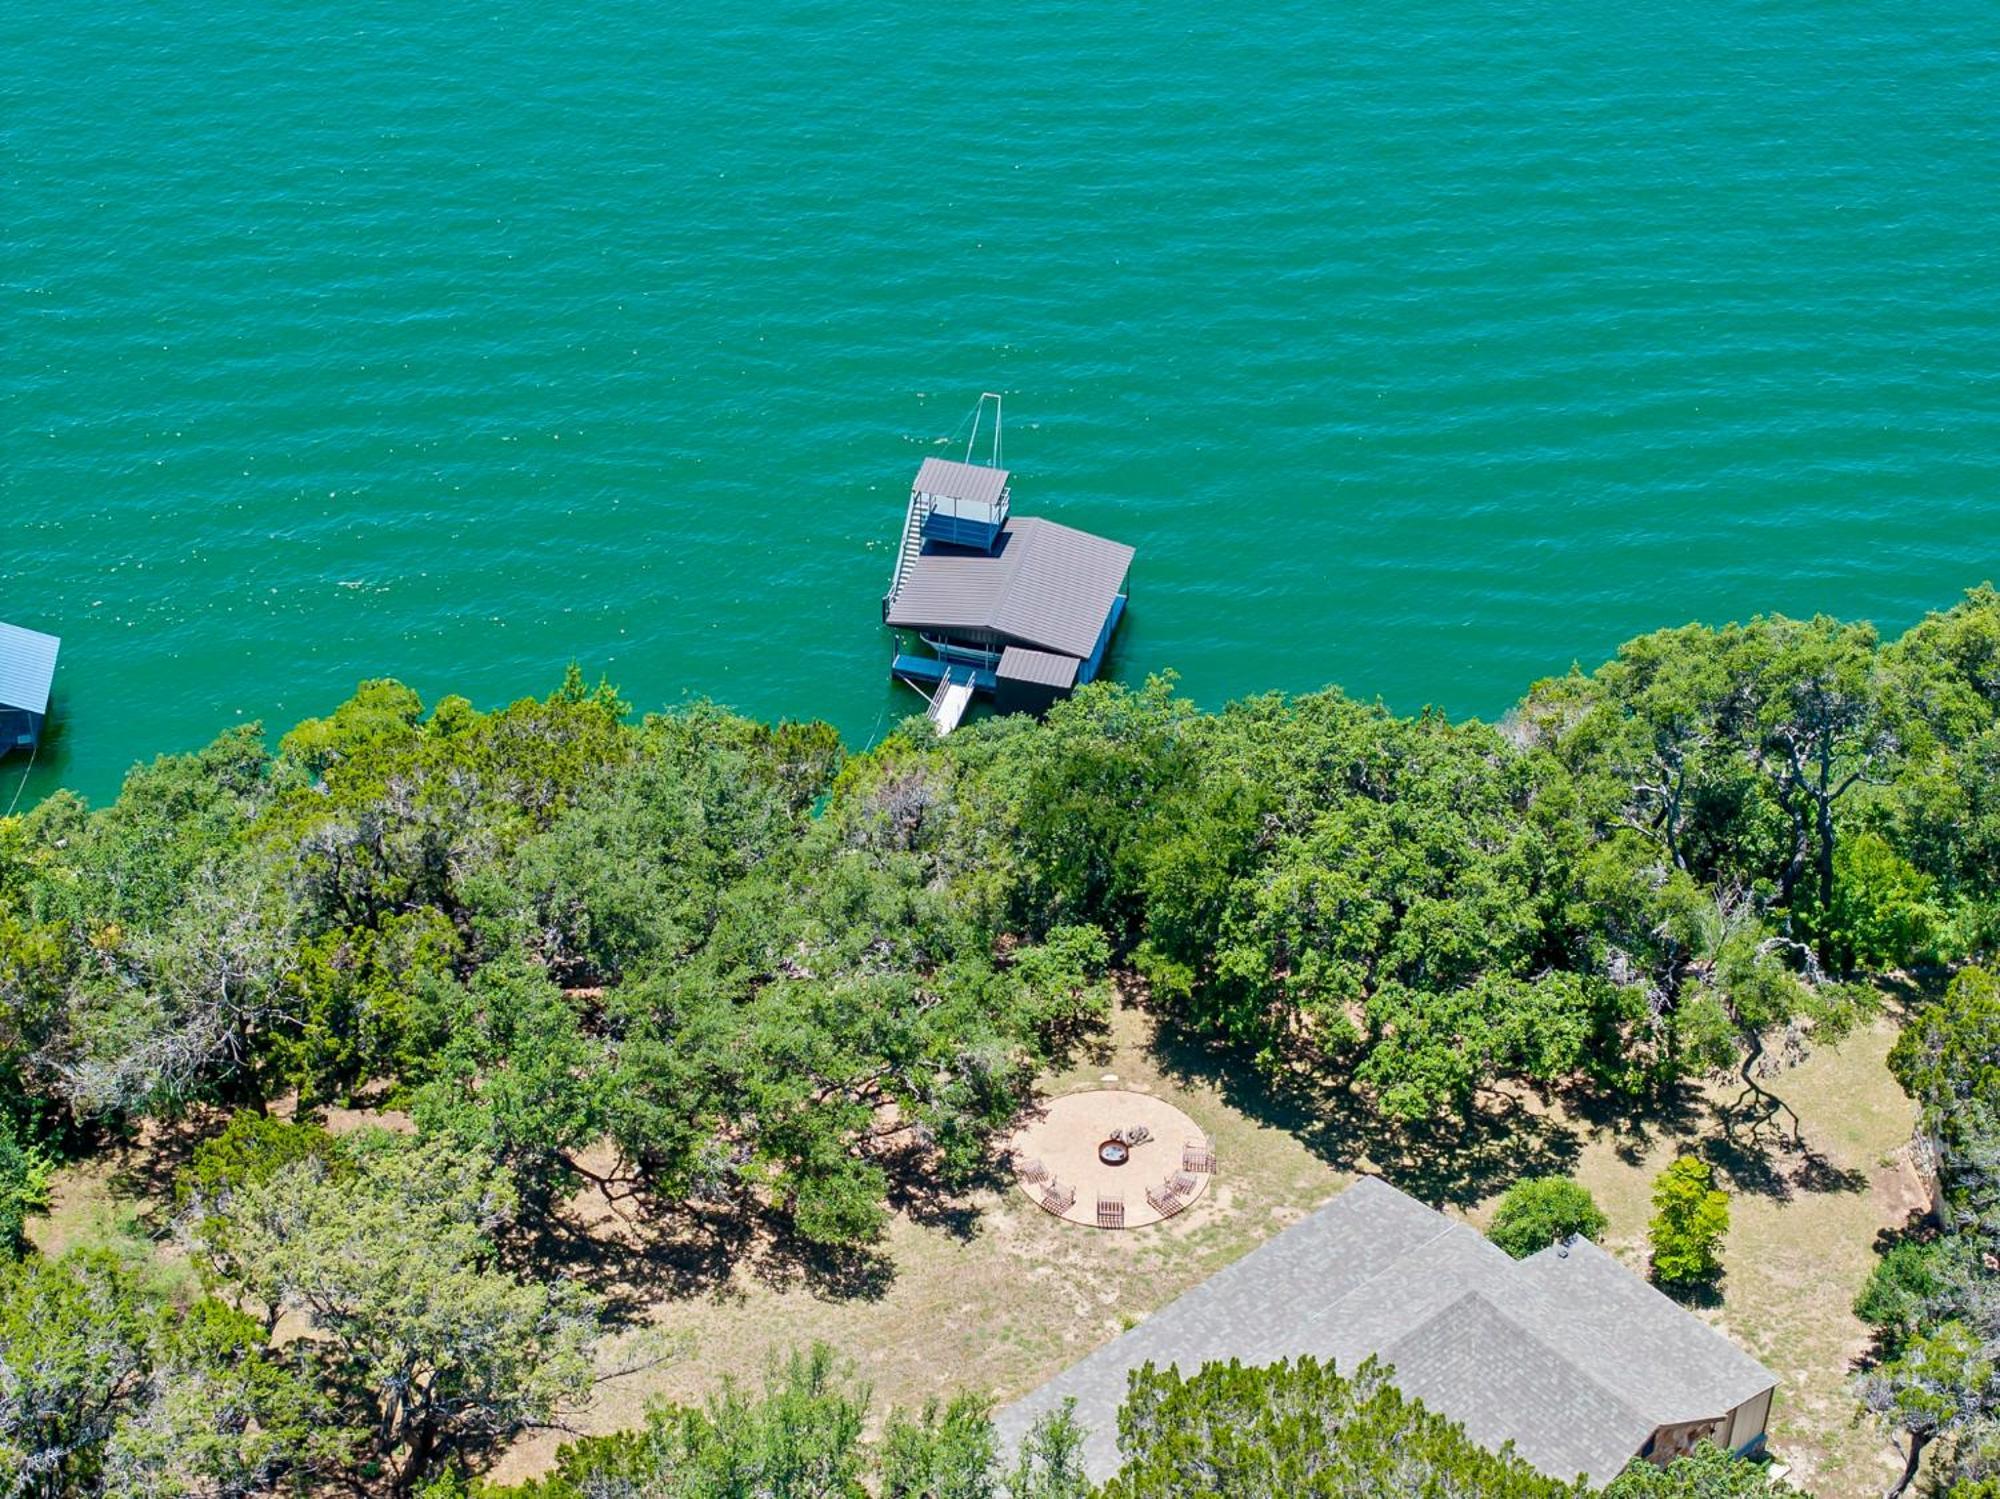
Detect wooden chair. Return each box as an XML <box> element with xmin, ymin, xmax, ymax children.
<box><xmin>1146</xmin><ymin>1182</ymin><xmax>1184</xmax><ymax>1217</ymax></box>
<box><xmin>1182</xmin><ymin>1141</ymin><xmax>1217</xmax><ymax>1174</ymax></box>
<box><xmin>1170</xmin><ymin>1169</ymin><xmax>1198</xmax><ymax>1196</ymax></box>
<box><xmin>1017</xmin><ymin>1157</ymin><xmax>1049</xmax><ymax>1184</ymax></box>
<box><xmin>1096</xmin><ymin>1195</ymin><xmax>1126</xmax><ymax>1228</ymax></box>
<box><xmin>1041</xmin><ymin>1180</ymin><xmax>1075</xmax><ymax>1215</ymax></box>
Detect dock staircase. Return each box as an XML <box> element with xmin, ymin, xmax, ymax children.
<box><xmin>926</xmin><ymin>665</ymin><xmax>977</xmax><ymax>736</ymax></box>
<box><xmin>886</xmin><ymin>490</ymin><xmax>934</xmax><ymax>606</ymax></box>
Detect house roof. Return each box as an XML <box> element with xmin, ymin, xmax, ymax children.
<box><xmin>885</xmin><ymin>516</ymin><xmax>1133</xmax><ymax>660</ymax></box>
<box><xmin>1513</xmin><ymin>1236</ymin><xmax>1777</xmax><ymax>1425</ymax></box>
<box><xmin>1381</xmin><ymin>1292</ymin><xmax>1657</xmax><ymax>1485</ymax></box>
<box><xmin>991</xmin><ymin>1176</ymin><xmax>1777</xmax><ymax>1488</ymax></box>
<box><xmin>0</xmin><ymin>621</ymin><xmax>60</xmax><ymax>716</ymax></box>
<box><xmin>913</xmin><ymin>457</ymin><xmax>1010</xmax><ymax>508</ymax></box>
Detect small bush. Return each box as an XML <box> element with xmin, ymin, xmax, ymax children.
<box><xmin>1486</xmin><ymin>1176</ymin><xmax>1609</xmax><ymax>1259</ymax></box>
<box><xmin>0</xmin><ymin>1119</ymin><xmax>52</xmax><ymax>1254</ymax></box>
<box><xmin>1648</xmin><ymin>1156</ymin><xmax>1729</xmax><ymax>1287</ymax></box>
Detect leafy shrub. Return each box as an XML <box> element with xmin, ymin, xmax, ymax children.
<box><xmin>1824</xmin><ymin>832</ymin><xmax>1944</xmax><ymax>972</ymax></box>
<box><xmin>1853</xmin><ymin>1237</ymin><xmax>1953</xmax><ymax>1350</ymax></box>
<box><xmin>0</xmin><ymin>1117</ymin><xmax>51</xmax><ymax>1254</ymax></box>
<box><xmin>1486</xmin><ymin>1176</ymin><xmax>1609</xmax><ymax>1259</ymax></box>
<box><xmin>1648</xmin><ymin>1156</ymin><xmax>1729</xmax><ymax>1288</ymax></box>
<box><xmin>1603</xmin><ymin>1441</ymin><xmax>1797</xmax><ymax>1494</ymax></box>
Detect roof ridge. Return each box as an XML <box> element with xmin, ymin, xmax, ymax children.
<box><xmin>1514</xmin><ymin>1236</ymin><xmax>1775</xmax><ymax>1420</ymax></box>
<box><xmin>1291</xmin><ymin>1202</ymin><xmax>1471</xmax><ymax>1343</ymax></box>
<box><xmin>1444</xmin><ymin>1287</ymin><xmax>1653</xmax><ymax>1430</ymax></box>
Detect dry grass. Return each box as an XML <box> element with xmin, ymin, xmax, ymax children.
<box><xmin>1546</xmin><ymin>1018</ymin><xmax>1924</xmax><ymax>1498</ymax></box>
<box><xmin>21</xmin><ymin>1000</ymin><xmax>1922</xmax><ymax>1498</ymax></box>
<box><xmin>488</xmin><ymin>996</ymin><xmax>1349</xmax><ymax>1482</ymax></box>
<box><xmin>25</xmin><ymin>1144</ymin><xmax>200</xmax><ymax>1303</ymax></box>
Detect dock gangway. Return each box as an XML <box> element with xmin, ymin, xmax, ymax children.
<box><xmin>926</xmin><ymin>665</ymin><xmax>977</xmax><ymax>736</ymax></box>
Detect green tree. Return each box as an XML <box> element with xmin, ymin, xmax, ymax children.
<box><xmin>180</xmin><ymin>1133</ymin><xmax>600</xmax><ymax>1493</ymax></box>
<box><xmin>487</xmin><ymin>1344</ymin><xmax>870</xmax><ymax>1499</ymax></box>
<box><xmin>1601</xmin><ymin>1441</ymin><xmax>1797</xmax><ymax>1494</ymax></box>
<box><xmin>1486</xmin><ymin>1177</ymin><xmax>1610</xmax><ymax>1259</ymax></box>
<box><xmin>54</xmin><ymin>863</ymin><xmax>298</xmax><ymax>1119</ymax></box>
<box><xmin>1823</xmin><ymin>832</ymin><xmax>1944</xmax><ymax>975</ymax></box>
<box><xmin>1648</xmin><ymin>1156</ymin><xmax>1730</xmax><ymax>1289</ymax></box>
<box><xmin>1859</xmin><ymin>1320</ymin><xmax>1996</xmax><ymax>1499</ymax></box>
<box><xmin>1100</xmin><ymin>1356</ymin><xmax>1581</xmax><ymax>1498</ymax></box>
<box><xmin>880</xmin><ymin>1392</ymin><xmax>999</xmax><ymax>1499</ymax></box>
<box><xmin>1730</xmin><ymin>616</ymin><xmax>1894</xmax><ymax>932</ymax></box>
<box><xmin>0</xmin><ymin>1116</ymin><xmax>51</xmax><ymax>1255</ymax></box>
<box><xmin>0</xmin><ymin>1250</ymin><xmax>331</xmax><ymax>1498</ymax></box>
<box><xmin>1854</xmin><ymin>1237</ymin><xmax>1959</xmax><ymax>1353</ymax></box>
<box><xmin>172</xmin><ymin>1112</ymin><xmax>345</xmax><ymax>1288</ymax></box>
<box><xmin>1891</xmin><ymin>967</ymin><xmax>2000</xmax><ymax>1227</ymax></box>
<box><xmin>97</xmin><ymin>1297</ymin><xmax>341</xmax><ymax>1499</ymax></box>
<box><xmin>1004</xmin><ymin>1404</ymin><xmax>1092</xmax><ymax>1499</ymax></box>
<box><xmin>0</xmin><ymin>1250</ymin><xmax>152</xmax><ymax>1495</ymax></box>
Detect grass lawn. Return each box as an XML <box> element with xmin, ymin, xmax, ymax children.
<box><xmin>486</xmin><ymin>994</ymin><xmax>1353</xmax><ymax>1482</ymax></box>
<box><xmin>495</xmin><ymin>1001</ymin><xmax>1922</xmax><ymax>1495</ymax></box>
<box><xmin>26</xmin><ymin>998</ymin><xmax>1922</xmax><ymax>1497</ymax></box>
<box><xmin>1552</xmin><ymin>1017</ymin><xmax>1925</xmax><ymax>1498</ymax></box>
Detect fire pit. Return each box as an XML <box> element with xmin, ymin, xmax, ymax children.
<box><xmin>1005</xmin><ymin>1089</ymin><xmax>1213</xmax><ymax>1229</ymax></box>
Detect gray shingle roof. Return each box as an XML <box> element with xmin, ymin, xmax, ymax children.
<box><xmin>885</xmin><ymin>516</ymin><xmax>1133</xmax><ymax>660</ymax></box>
<box><xmin>991</xmin><ymin>1177</ymin><xmax>1453</xmax><ymax>1480</ymax></box>
<box><xmin>1514</xmin><ymin>1236</ymin><xmax>1777</xmax><ymax>1424</ymax></box>
<box><xmin>1381</xmin><ymin>1293</ymin><xmax>1655</xmax><ymax>1485</ymax></box>
<box><xmin>914</xmin><ymin>457</ymin><xmax>1010</xmax><ymax>507</ymax></box>
<box><xmin>991</xmin><ymin>1177</ymin><xmax>1777</xmax><ymax>1488</ymax></box>
<box><xmin>0</xmin><ymin>621</ymin><xmax>60</xmax><ymax>716</ymax></box>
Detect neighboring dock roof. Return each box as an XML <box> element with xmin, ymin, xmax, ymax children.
<box><xmin>913</xmin><ymin>456</ymin><xmax>1010</xmax><ymax>508</ymax></box>
<box><xmin>886</xmin><ymin>516</ymin><xmax>1134</xmax><ymax>660</ymax></box>
<box><xmin>992</xmin><ymin>1176</ymin><xmax>1776</xmax><ymax>1487</ymax></box>
<box><xmin>0</xmin><ymin>621</ymin><xmax>60</xmax><ymax>715</ymax></box>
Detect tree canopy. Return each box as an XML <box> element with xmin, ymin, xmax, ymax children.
<box><xmin>6</xmin><ymin>585</ymin><xmax>2000</xmax><ymax>1492</ymax></box>
<box><xmin>1486</xmin><ymin>1177</ymin><xmax>1610</xmax><ymax>1260</ymax></box>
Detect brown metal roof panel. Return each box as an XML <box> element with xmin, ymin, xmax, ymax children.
<box><xmin>992</xmin><ymin>517</ymin><xmax>1134</xmax><ymax>657</ymax></box>
<box><xmin>997</xmin><ymin>647</ymin><xmax>1080</xmax><ymax>688</ymax></box>
<box><xmin>883</xmin><ymin>531</ymin><xmax>1024</xmax><ymax>633</ymax></box>
<box><xmin>885</xmin><ymin>516</ymin><xmax>1132</xmax><ymax>658</ymax></box>
<box><xmin>913</xmin><ymin>457</ymin><xmax>1010</xmax><ymax>507</ymax></box>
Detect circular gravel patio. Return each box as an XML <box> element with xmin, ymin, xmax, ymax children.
<box><xmin>1004</xmin><ymin>1089</ymin><xmax>1213</xmax><ymax>1229</ymax></box>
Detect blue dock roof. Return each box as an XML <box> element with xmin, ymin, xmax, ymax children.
<box><xmin>0</xmin><ymin>621</ymin><xmax>60</xmax><ymax>716</ymax></box>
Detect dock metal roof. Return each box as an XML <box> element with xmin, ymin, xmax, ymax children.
<box><xmin>992</xmin><ymin>1176</ymin><xmax>1776</xmax><ymax>1488</ymax></box>
<box><xmin>997</xmin><ymin>647</ymin><xmax>1080</xmax><ymax>689</ymax></box>
<box><xmin>885</xmin><ymin>516</ymin><xmax>1133</xmax><ymax>660</ymax></box>
<box><xmin>913</xmin><ymin>457</ymin><xmax>1010</xmax><ymax>507</ymax></box>
<box><xmin>0</xmin><ymin>621</ymin><xmax>60</xmax><ymax>716</ymax></box>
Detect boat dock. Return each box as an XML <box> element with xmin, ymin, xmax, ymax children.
<box><xmin>882</xmin><ymin>396</ymin><xmax>1133</xmax><ymax>734</ymax></box>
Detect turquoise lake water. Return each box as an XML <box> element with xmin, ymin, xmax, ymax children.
<box><xmin>5</xmin><ymin>2</ymin><xmax>1997</xmax><ymax>806</ymax></box>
